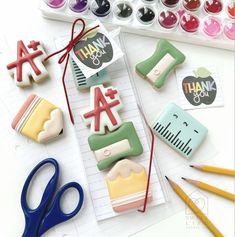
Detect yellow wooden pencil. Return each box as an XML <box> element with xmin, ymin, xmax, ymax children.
<box><xmin>165</xmin><ymin>176</ymin><xmax>224</xmax><ymax>237</ymax></box>
<box><xmin>182</xmin><ymin>177</ymin><xmax>235</xmax><ymax>201</ymax></box>
<box><xmin>190</xmin><ymin>165</ymin><xmax>235</xmax><ymax>176</ymax></box>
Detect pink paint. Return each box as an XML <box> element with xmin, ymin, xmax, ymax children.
<box><xmin>44</xmin><ymin>0</ymin><xmax>66</xmax><ymax>8</ymax></box>
<box><xmin>224</xmin><ymin>21</ymin><xmax>235</xmax><ymax>40</ymax></box>
<box><xmin>204</xmin><ymin>0</ymin><xmax>223</xmax><ymax>14</ymax></box>
<box><xmin>180</xmin><ymin>13</ymin><xmax>200</xmax><ymax>33</ymax></box>
<box><xmin>158</xmin><ymin>10</ymin><xmax>179</xmax><ymax>29</ymax></box>
<box><xmin>203</xmin><ymin>16</ymin><xmax>222</xmax><ymax>38</ymax></box>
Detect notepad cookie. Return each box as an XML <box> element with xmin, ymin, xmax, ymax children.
<box><xmin>88</xmin><ymin>122</ymin><xmax>143</xmax><ymax>170</ymax></box>
<box><xmin>7</xmin><ymin>40</ymin><xmax>49</xmax><ymax>87</ymax></box>
<box><xmin>136</xmin><ymin>39</ymin><xmax>185</xmax><ymax>89</ymax></box>
<box><xmin>12</xmin><ymin>94</ymin><xmax>63</xmax><ymax>143</ymax></box>
<box><xmin>106</xmin><ymin>159</ymin><xmax>152</xmax><ymax>212</ymax></box>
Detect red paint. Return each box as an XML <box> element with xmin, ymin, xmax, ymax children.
<box><xmin>7</xmin><ymin>40</ymin><xmax>43</xmax><ymax>82</ymax></box>
<box><xmin>158</xmin><ymin>10</ymin><xmax>178</xmax><ymax>29</ymax></box>
<box><xmin>161</xmin><ymin>0</ymin><xmax>180</xmax><ymax>8</ymax></box>
<box><xmin>204</xmin><ymin>0</ymin><xmax>223</xmax><ymax>14</ymax></box>
<box><xmin>180</xmin><ymin>13</ymin><xmax>200</xmax><ymax>33</ymax></box>
<box><xmin>183</xmin><ymin>0</ymin><xmax>201</xmax><ymax>11</ymax></box>
<box><xmin>227</xmin><ymin>1</ymin><xmax>235</xmax><ymax>19</ymax></box>
<box><xmin>84</xmin><ymin>87</ymin><xmax>120</xmax><ymax>132</ymax></box>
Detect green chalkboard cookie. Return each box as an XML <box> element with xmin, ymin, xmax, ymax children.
<box><xmin>88</xmin><ymin>122</ymin><xmax>143</xmax><ymax>170</ymax></box>
<box><xmin>136</xmin><ymin>39</ymin><xmax>186</xmax><ymax>89</ymax></box>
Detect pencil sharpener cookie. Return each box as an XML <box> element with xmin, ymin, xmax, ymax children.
<box><xmin>136</xmin><ymin>39</ymin><xmax>185</xmax><ymax>89</ymax></box>
<box><xmin>88</xmin><ymin>122</ymin><xmax>143</xmax><ymax>170</ymax></box>
<box><xmin>106</xmin><ymin>159</ymin><xmax>152</xmax><ymax>212</ymax></box>
<box><xmin>152</xmin><ymin>103</ymin><xmax>207</xmax><ymax>158</ymax></box>
<box><xmin>12</xmin><ymin>94</ymin><xmax>64</xmax><ymax>143</ymax></box>
<box><xmin>70</xmin><ymin>59</ymin><xmax>110</xmax><ymax>90</ymax></box>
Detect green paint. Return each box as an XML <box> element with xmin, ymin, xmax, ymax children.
<box><xmin>88</xmin><ymin>122</ymin><xmax>143</xmax><ymax>170</ymax></box>
<box><xmin>136</xmin><ymin>39</ymin><xmax>185</xmax><ymax>89</ymax></box>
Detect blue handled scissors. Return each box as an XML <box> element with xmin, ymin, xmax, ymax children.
<box><xmin>21</xmin><ymin>158</ymin><xmax>84</xmax><ymax>237</ymax></box>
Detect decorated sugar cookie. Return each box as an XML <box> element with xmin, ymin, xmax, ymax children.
<box><xmin>81</xmin><ymin>85</ymin><xmax>123</xmax><ymax>134</ymax></box>
<box><xmin>12</xmin><ymin>94</ymin><xmax>64</xmax><ymax>143</ymax></box>
<box><xmin>136</xmin><ymin>39</ymin><xmax>185</xmax><ymax>89</ymax></box>
<box><xmin>88</xmin><ymin>122</ymin><xmax>143</xmax><ymax>170</ymax></box>
<box><xmin>106</xmin><ymin>159</ymin><xmax>152</xmax><ymax>212</ymax></box>
<box><xmin>7</xmin><ymin>40</ymin><xmax>49</xmax><ymax>87</ymax></box>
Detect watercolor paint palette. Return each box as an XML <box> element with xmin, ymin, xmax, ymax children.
<box><xmin>40</xmin><ymin>0</ymin><xmax>234</xmax><ymax>50</ymax></box>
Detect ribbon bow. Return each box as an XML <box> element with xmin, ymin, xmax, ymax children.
<box><xmin>44</xmin><ymin>18</ymin><xmax>99</xmax><ymax>124</ymax></box>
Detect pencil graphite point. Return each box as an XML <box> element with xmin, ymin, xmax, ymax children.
<box><xmin>190</xmin><ymin>165</ymin><xmax>194</xmax><ymax>168</ymax></box>
<box><xmin>181</xmin><ymin>177</ymin><xmax>186</xmax><ymax>180</ymax></box>
<box><xmin>165</xmin><ymin>176</ymin><xmax>169</xmax><ymax>181</ymax></box>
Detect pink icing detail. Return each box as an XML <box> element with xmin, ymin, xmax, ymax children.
<box><xmin>11</xmin><ymin>94</ymin><xmax>37</xmax><ymax>129</ymax></box>
<box><xmin>113</xmin><ymin>196</ymin><xmax>152</xmax><ymax>212</ymax></box>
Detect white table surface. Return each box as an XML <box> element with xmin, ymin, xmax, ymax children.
<box><xmin>0</xmin><ymin>1</ymin><xmax>234</xmax><ymax>236</ymax></box>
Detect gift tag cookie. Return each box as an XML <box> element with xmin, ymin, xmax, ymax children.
<box><xmin>70</xmin><ymin>59</ymin><xmax>110</xmax><ymax>90</ymax></box>
<box><xmin>88</xmin><ymin>122</ymin><xmax>143</xmax><ymax>170</ymax></box>
<box><xmin>136</xmin><ymin>39</ymin><xmax>185</xmax><ymax>89</ymax></box>
<box><xmin>81</xmin><ymin>85</ymin><xmax>123</xmax><ymax>134</ymax></box>
<box><xmin>12</xmin><ymin>94</ymin><xmax>63</xmax><ymax>143</ymax></box>
<box><xmin>106</xmin><ymin>159</ymin><xmax>152</xmax><ymax>212</ymax></box>
<box><xmin>152</xmin><ymin>103</ymin><xmax>208</xmax><ymax>158</ymax></box>
<box><xmin>7</xmin><ymin>40</ymin><xmax>49</xmax><ymax>87</ymax></box>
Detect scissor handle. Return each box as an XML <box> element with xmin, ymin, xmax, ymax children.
<box><xmin>38</xmin><ymin>182</ymin><xmax>84</xmax><ymax>236</ymax></box>
<box><xmin>21</xmin><ymin>158</ymin><xmax>59</xmax><ymax>237</ymax></box>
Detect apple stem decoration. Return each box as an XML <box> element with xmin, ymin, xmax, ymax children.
<box><xmin>182</xmin><ymin>67</ymin><xmax>217</xmax><ymax>106</ymax></box>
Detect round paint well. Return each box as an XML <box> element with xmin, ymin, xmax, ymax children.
<box><xmin>204</xmin><ymin>0</ymin><xmax>223</xmax><ymax>15</ymax></box>
<box><xmin>113</xmin><ymin>1</ymin><xmax>133</xmax><ymax>21</ymax></box>
<box><xmin>90</xmin><ymin>0</ymin><xmax>111</xmax><ymax>17</ymax></box>
<box><xmin>160</xmin><ymin>0</ymin><xmax>180</xmax><ymax>8</ymax></box>
<box><xmin>202</xmin><ymin>16</ymin><xmax>222</xmax><ymax>38</ymax></box>
<box><xmin>136</xmin><ymin>6</ymin><xmax>156</xmax><ymax>25</ymax></box>
<box><xmin>183</xmin><ymin>0</ymin><xmax>201</xmax><ymax>12</ymax></box>
<box><xmin>224</xmin><ymin>20</ymin><xmax>235</xmax><ymax>40</ymax></box>
<box><xmin>158</xmin><ymin>10</ymin><xmax>179</xmax><ymax>29</ymax></box>
<box><xmin>69</xmin><ymin>0</ymin><xmax>88</xmax><ymax>13</ymax></box>
<box><xmin>142</xmin><ymin>0</ymin><xmax>156</xmax><ymax>4</ymax></box>
<box><xmin>227</xmin><ymin>1</ymin><xmax>235</xmax><ymax>19</ymax></box>
<box><xmin>180</xmin><ymin>13</ymin><xmax>200</xmax><ymax>33</ymax></box>
<box><xmin>44</xmin><ymin>0</ymin><xmax>66</xmax><ymax>9</ymax></box>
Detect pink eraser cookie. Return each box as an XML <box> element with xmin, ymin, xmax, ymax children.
<box><xmin>7</xmin><ymin>40</ymin><xmax>49</xmax><ymax>87</ymax></box>
<box><xmin>81</xmin><ymin>85</ymin><xmax>123</xmax><ymax>134</ymax></box>
<box><xmin>106</xmin><ymin>159</ymin><xmax>152</xmax><ymax>212</ymax></box>
<box><xmin>12</xmin><ymin>94</ymin><xmax>64</xmax><ymax>143</ymax></box>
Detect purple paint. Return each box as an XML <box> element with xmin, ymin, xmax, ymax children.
<box><xmin>44</xmin><ymin>0</ymin><xmax>66</xmax><ymax>9</ymax></box>
<box><xmin>158</xmin><ymin>10</ymin><xmax>179</xmax><ymax>29</ymax></box>
<box><xmin>69</xmin><ymin>0</ymin><xmax>88</xmax><ymax>13</ymax></box>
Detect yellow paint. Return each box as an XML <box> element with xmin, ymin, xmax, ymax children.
<box><xmin>106</xmin><ymin>170</ymin><xmax>147</xmax><ymax>199</ymax></box>
<box><xmin>21</xmin><ymin>99</ymin><xmax>57</xmax><ymax>142</ymax></box>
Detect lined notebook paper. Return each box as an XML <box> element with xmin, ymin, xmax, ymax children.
<box><xmin>55</xmin><ymin>34</ymin><xmax>166</xmax><ymax>221</ymax></box>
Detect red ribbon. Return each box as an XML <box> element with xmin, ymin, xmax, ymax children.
<box><xmin>138</xmin><ymin>106</ymin><xmax>155</xmax><ymax>213</ymax></box>
<box><xmin>44</xmin><ymin>18</ymin><xmax>99</xmax><ymax>124</ymax></box>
